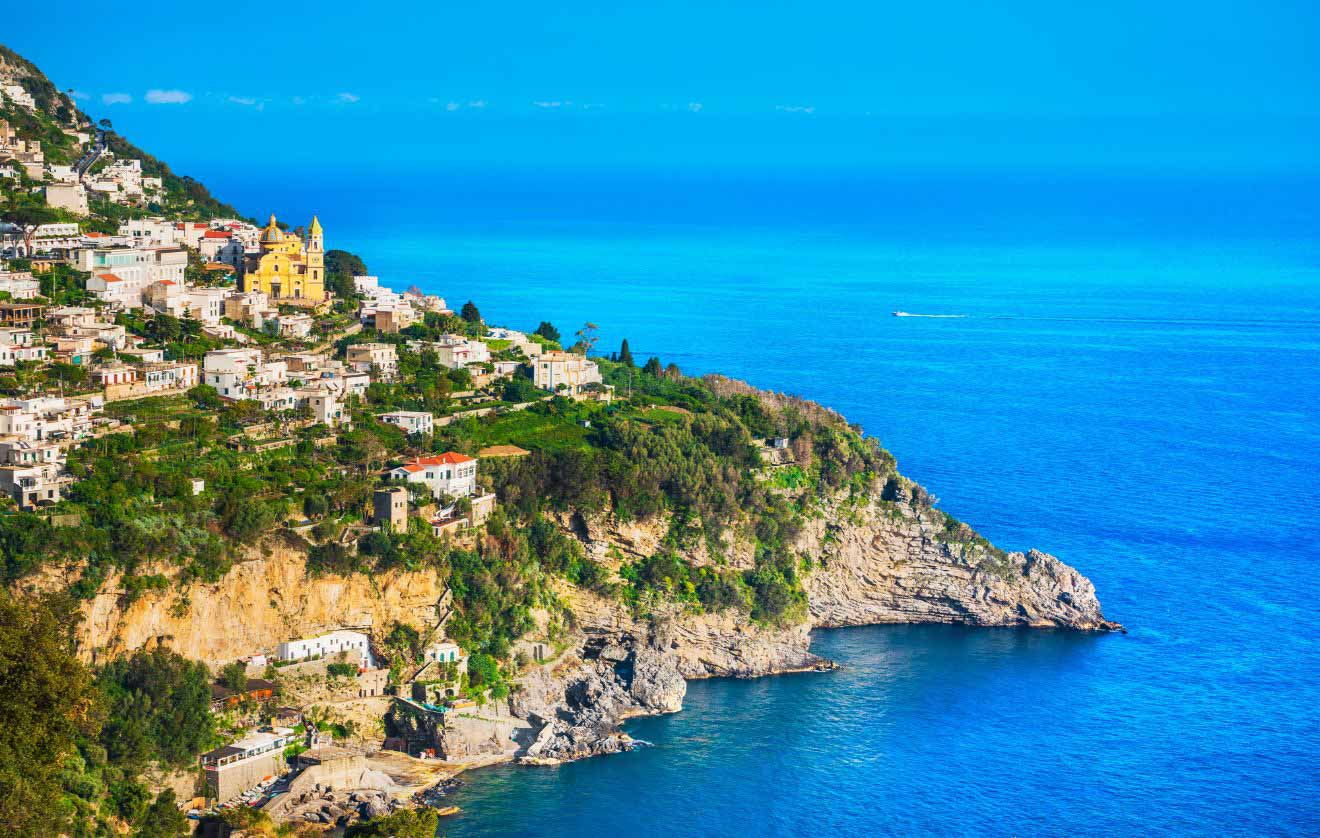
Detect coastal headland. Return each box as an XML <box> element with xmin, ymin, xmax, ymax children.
<box><xmin>0</xmin><ymin>44</ymin><xmax>1118</xmax><ymax>835</ymax></box>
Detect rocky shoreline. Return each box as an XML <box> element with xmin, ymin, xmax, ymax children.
<box><xmin>450</xmin><ymin>495</ymin><xmax>1124</xmax><ymax>768</ymax></box>
<box><xmin>228</xmin><ymin>486</ymin><xmax>1124</xmax><ymax>829</ymax></box>
<box><xmin>44</xmin><ymin>419</ymin><xmax>1122</xmax><ymax>822</ymax></box>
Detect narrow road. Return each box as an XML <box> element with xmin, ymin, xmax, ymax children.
<box><xmin>74</xmin><ymin>129</ymin><xmax>106</xmax><ymax>179</ymax></box>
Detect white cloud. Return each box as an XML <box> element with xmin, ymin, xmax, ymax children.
<box><xmin>101</xmin><ymin>92</ymin><xmax>132</xmax><ymax>105</ymax></box>
<box><xmin>533</xmin><ymin>101</ymin><xmax>563</xmax><ymax>108</ymax></box>
<box><xmin>145</xmin><ymin>89</ymin><xmax>193</xmax><ymax>105</ymax></box>
<box><xmin>687</xmin><ymin>102</ymin><xmax>704</xmax><ymax>112</ymax></box>
<box><xmin>468</xmin><ymin>100</ymin><xmax>487</xmax><ymax>109</ymax></box>
<box><xmin>335</xmin><ymin>92</ymin><xmax>360</xmax><ymax>104</ymax></box>
<box><xmin>775</xmin><ymin>104</ymin><xmax>816</xmax><ymax>114</ymax></box>
<box><xmin>446</xmin><ymin>101</ymin><xmax>461</xmax><ymax>111</ymax></box>
<box><xmin>292</xmin><ymin>96</ymin><xmax>306</xmax><ymax>106</ymax></box>
<box><xmin>68</xmin><ymin>90</ymin><xmax>89</xmax><ymax>100</ymax></box>
<box><xmin>227</xmin><ymin>96</ymin><xmax>258</xmax><ymax>106</ymax></box>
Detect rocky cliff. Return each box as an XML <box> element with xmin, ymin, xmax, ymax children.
<box><xmin>801</xmin><ymin>498</ymin><xmax>1121</xmax><ymax>631</ymax></box>
<box><xmin>435</xmin><ymin>493</ymin><xmax>1120</xmax><ymax>764</ymax></box>
<box><xmin>47</xmin><ymin>462</ymin><xmax>1118</xmax><ymax>767</ymax></box>
<box><xmin>24</xmin><ymin>542</ymin><xmax>448</xmax><ymax>666</ymax></box>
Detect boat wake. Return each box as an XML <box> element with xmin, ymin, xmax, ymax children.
<box><xmin>892</xmin><ymin>311</ymin><xmax>968</xmax><ymax>318</ymax></box>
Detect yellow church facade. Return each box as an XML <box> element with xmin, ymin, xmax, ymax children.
<box><xmin>241</xmin><ymin>214</ymin><xmax>327</xmax><ymax>303</ymax></box>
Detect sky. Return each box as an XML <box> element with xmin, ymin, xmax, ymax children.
<box><xmin>5</xmin><ymin>0</ymin><xmax>1320</xmax><ymax>173</ymax></box>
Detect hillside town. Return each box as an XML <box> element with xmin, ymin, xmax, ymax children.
<box><xmin>1</xmin><ymin>62</ymin><xmax>621</xmax><ymax>831</ymax></box>
<box><xmin>0</xmin><ymin>39</ymin><xmax>1004</xmax><ymax>838</ymax></box>
<box><xmin>0</xmin><ymin>207</ymin><xmax>604</xmax><ymax>508</ymax></box>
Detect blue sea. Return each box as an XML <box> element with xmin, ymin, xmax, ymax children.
<box><xmin>217</xmin><ymin>168</ymin><xmax>1320</xmax><ymax>835</ymax></box>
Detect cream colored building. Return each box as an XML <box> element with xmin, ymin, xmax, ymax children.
<box><xmin>534</xmin><ymin>351</ymin><xmax>603</xmax><ymax>395</ymax></box>
<box><xmin>345</xmin><ymin>343</ymin><xmax>398</xmax><ymax>380</ymax></box>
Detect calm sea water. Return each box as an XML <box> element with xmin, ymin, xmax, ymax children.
<box><xmin>219</xmin><ymin>169</ymin><xmax>1320</xmax><ymax>835</ymax></box>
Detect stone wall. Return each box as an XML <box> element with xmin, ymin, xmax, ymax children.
<box><xmin>205</xmin><ymin>751</ymin><xmax>285</xmax><ymax>802</ymax></box>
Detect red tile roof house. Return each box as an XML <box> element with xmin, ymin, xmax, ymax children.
<box><xmin>85</xmin><ymin>273</ymin><xmax>140</xmax><ymax>309</ymax></box>
<box><xmin>387</xmin><ymin>452</ymin><xmax>477</xmax><ymax>499</ymax></box>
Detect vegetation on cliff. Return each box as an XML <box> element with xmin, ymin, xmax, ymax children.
<box><xmin>0</xmin><ymin>591</ymin><xmax>201</xmax><ymax>836</ymax></box>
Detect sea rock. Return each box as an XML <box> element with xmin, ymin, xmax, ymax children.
<box><xmin>628</xmin><ymin>644</ymin><xmax>686</xmax><ymax>713</ymax></box>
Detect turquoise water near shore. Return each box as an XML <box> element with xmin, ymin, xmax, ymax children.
<box><xmin>215</xmin><ymin>169</ymin><xmax>1320</xmax><ymax>835</ymax></box>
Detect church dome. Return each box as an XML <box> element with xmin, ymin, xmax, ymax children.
<box><xmin>260</xmin><ymin>213</ymin><xmax>284</xmax><ymax>244</ymax></box>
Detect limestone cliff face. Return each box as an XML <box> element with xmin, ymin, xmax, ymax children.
<box><xmin>47</xmin><ymin>543</ymin><xmax>447</xmax><ymax>666</ymax></box>
<box><xmin>799</xmin><ymin>499</ymin><xmax>1121</xmax><ymax>632</ymax></box>
<box><xmin>564</xmin><ymin>590</ymin><xmax>823</xmax><ymax>680</ymax></box>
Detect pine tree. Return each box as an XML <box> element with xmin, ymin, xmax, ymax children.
<box><xmin>618</xmin><ymin>339</ymin><xmax>635</xmax><ymax>366</ymax></box>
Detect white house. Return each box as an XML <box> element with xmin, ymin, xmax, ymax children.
<box><xmin>270</xmin><ymin>313</ymin><xmax>313</xmax><ymax>339</ymax></box>
<box><xmin>0</xmin><ymin>438</ymin><xmax>62</xmax><ymax>467</ymax></box>
<box><xmin>146</xmin><ymin>246</ymin><xmax>188</xmax><ymax>285</ymax></box>
<box><xmin>423</xmin><ymin>640</ymin><xmax>466</xmax><ymax>666</ymax></box>
<box><xmin>74</xmin><ymin>247</ymin><xmax>153</xmax><ymax>308</ymax></box>
<box><xmin>296</xmin><ymin>386</ymin><xmax>347</xmax><ymax>427</ymax></box>
<box><xmin>276</xmin><ymin>630</ymin><xmax>374</xmax><ymax>668</ymax></box>
<box><xmin>2</xmin><ymin>343</ymin><xmax>47</xmax><ymax>365</ymax></box>
<box><xmin>203</xmin><ymin>348</ymin><xmax>286</xmax><ymax>398</ymax></box>
<box><xmin>85</xmin><ymin>272</ymin><xmax>139</xmax><ymax>309</ymax></box>
<box><xmin>140</xmin><ymin>361</ymin><xmax>198</xmax><ymax>393</ymax></box>
<box><xmin>387</xmin><ymin>453</ymin><xmax>477</xmax><ymax>499</ymax></box>
<box><xmin>198</xmin><ymin>229</ymin><xmax>238</xmax><ymax>262</ymax></box>
<box><xmin>419</xmin><ymin>335</ymin><xmax>490</xmax><ymax>370</ymax></box>
<box><xmin>0</xmin><ymin>396</ymin><xmax>100</xmax><ymax>443</ymax></box>
<box><xmin>533</xmin><ymin>351</ymin><xmax>603</xmax><ymax>395</ymax></box>
<box><xmin>251</xmin><ymin>387</ymin><xmax>299</xmax><ymax>412</ymax></box>
<box><xmin>352</xmin><ymin>275</ymin><xmax>382</xmax><ymax>296</ymax></box>
<box><xmin>0</xmin><ymin>327</ymin><xmax>35</xmax><ymax>348</ymax></box>
<box><xmin>1</xmin><ymin>222</ymin><xmax>78</xmax><ymax>257</ymax></box>
<box><xmin>119</xmin><ymin>218</ymin><xmax>181</xmax><ymax>247</ymax></box>
<box><xmin>0</xmin><ymin>269</ymin><xmax>40</xmax><ymax>300</ymax></box>
<box><xmin>187</xmin><ymin>287</ymin><xmax>228</xmax><ymax>325</ymax></box>
<box><xmin>0</xmin><ymin>462</ymin><xmax>66</xmax><ymax>508</ymax></box>
<box><xmin>379</xmin><ymin>410</ymin><xmax>433</xmax><ymax>437</ymax></box>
